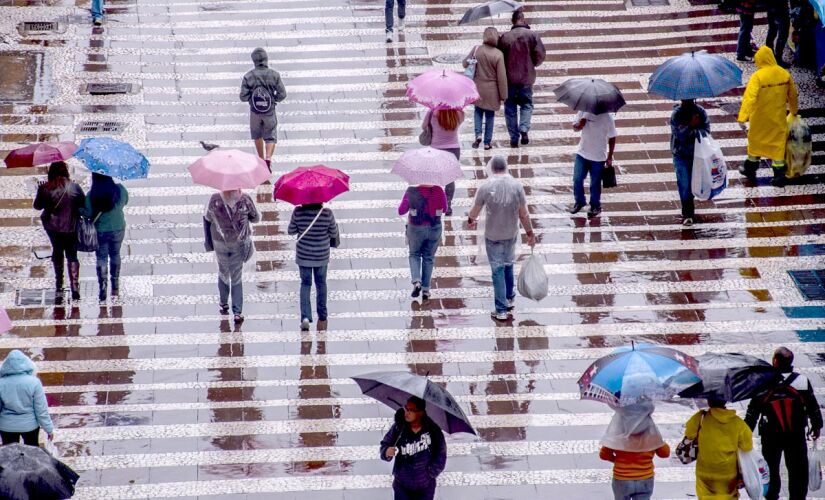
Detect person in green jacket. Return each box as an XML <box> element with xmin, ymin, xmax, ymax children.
<box><xmin>80</xmin><ymin>173</ymin><xmax>129</xmax><ymax>300</ymax></box>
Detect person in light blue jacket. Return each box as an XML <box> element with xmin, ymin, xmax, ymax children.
<box><xmin>0</xmin><ymin>350</ymin><xmax>54</xmax><ymax>446</ymax></box>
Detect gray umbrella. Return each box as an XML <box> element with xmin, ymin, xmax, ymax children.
<box><xmin>458</xmin><ymin>0</ymin><xmax>523</xmax><ymax>25</ymax></box>
<box><xmin>352</xmin><ymin>371</ymin><xmax>476</xmax><ymax>435</ymax></box>
<box><xmin>678</xmin><ymin>353</ymin><xmax>782</xmax><ymax>402</ymax></box>
<box><xmin>0</xmin><ymin>444</ymin><xmax>79</xmax><ymax>500</ymax></box>
<box><xmin>554</xmin><ymin>78</ymin><xmax>627</xmax><ymax>115</ymax></box>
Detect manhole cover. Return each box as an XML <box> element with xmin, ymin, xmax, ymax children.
<box><xmin>21</xmin><ymin>21</ymin><xmax>58</xmax><ymax>33</ymax></box>
<box><xmin>788</xmin><ymin>270</ymin><xmax>825</xmax><ymax>301</ymax></box>
<box><xmin>432</xmin><ymin>53</ymin><xmax>465</xmax><ymax>65</ymax></box>
<box><xmin>16</xmin><ymin>289</ymin><xmax>56</xmax><ymax>306</ymax></box>
<box><xmin>85</xmin><ymin>83</ymin><xmax>133</xmax><ymax>95</ymax></box>
<box><xmin>77</xmin><ymin>121</ymin><xmax>125</xmax><ymax>133</ymax></box>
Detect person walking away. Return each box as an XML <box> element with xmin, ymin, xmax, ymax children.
<box><xmin>240</xmin><ymin>48</ymin><xmax>286</xmax><ymax>171</ymax></box>
<box><xmin>385</xmin><ymin>0</ymin><xmax>406</xmax><ymax>42</ymax></box>
<box><xmin>568</xmin><ymin>110</ymin><xmax>618</xmax><ymax>219</ymax></box>
<box><xmin>422</xmin><ymin>109</ymin><xmax>464</xmax><ymax>215</ymax></box>
<box><xmin>766</xmin><ymin>0</ymin><xmax>791</xmax><ymax>67</ymax></box>
<box><xmin>91</xmin><ymin>0</ymin><xmax>104</xmax><ymax>25</ymax></box>
<box><xmin>498</xmin><ymin>9</ymin><xmax>546</xmax><ymax>148</ymax></box>
<box><xmin>399</xmin><ymin>185</ymin><xmax>447</xmax><ymax>301</ymax></box>
<box><xmin>33</xmin><ymin>161</ymin><xmax>85</xmax><ymax>300</ymax></box>
<box><xmin>81</xmin><ymin>173</ymin><xmax>128</xmax><ymax>301</ymax></box>
<box><xmin>380</xmin><ymin>396</ymin><xmax>447</xmax><ymax>500</ymax></box>
<box><xmin>467</xmin><ymin>156</ymin><xmax>536</xmax><ymax>321</ymax></box>
<box><xmin>288</xmin><ymin>203</ymin><xmax>339</xmax><ymax>331</ymax></box>
<box><xmin>736</xmin><ymin>0</ymin><xmax>757</xmax><ymax>62</ymax></box>
<box><xmin>204</xmin><ymin>190</ymin><xmax>260</xmax><ymax>323</ymax></box>
<box><xmin>599</xmin><ymin>402</ymin><xmax>670</xmax><ymax>500</ymax></box>
<box><xmin>738</xmin><ymin>46</ymin><xmax>798</xmax><ymax>187</ymax></box>
<box><xmin>745</xmin><ymin>347</ymin><xmax>823</xmax><ymax>500</ymax></box>
<box><xmin>683</xmin><ymin>398</ymin><xmax>753</xmax><ymax>499</ymax></box>
<box><xmin>0</xmin><ymin>350</ymin><xmax>54</xmax><ymax>446</ymax></box>
<box><xmin>670</xmin><ymin>99</ymin><xmax>710</xmax><ymax>227</ymax></box>
<box><xmin>463</xmin><ymin>27</ymin><xmax>508</xmax><ymax>151</ymax></box>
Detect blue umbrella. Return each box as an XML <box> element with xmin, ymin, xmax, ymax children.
<box><xmin>73</xmin><ymin>137</ymin><xmax>149</xmax><ymax>180</ymax></box>
<box><xmin>578</xmin><ymin>343</ymin><xmax>701</xmax><ymax>407</ymax></box>
<box><xmin>811</xmin><ymin>0</ymin><xmax>825</xmax><ymax>27</ymax></box>
<box><xmin>648</xmin><ymin>50</ymin><xmax>743</xmax><ymax>100</ymax></box>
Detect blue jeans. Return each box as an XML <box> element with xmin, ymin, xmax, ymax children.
<box><xmin>474</xmin><ymin>106</ymin><xmax>495</xmax><ymax>145</ymax></box>
<box><xmin>96</xmin><ymin>229</ymin><xmax>124</xmax><ymax>288</ymax></box>
<box><xmin>573</xmin><ymin>154</ymin><xmax>605</xmax><ymax>207</ymax></box>
<box><xmin>485</xmin><ymin>237</ymin><xmax>517</xmax><ymax>314</ymax></box>
<box><xmin>299</xmin><ymin>265</ymin><xmax>328</xmax><ymax>322</ymax></box>
<box><xmin>216</xmin><ymin>243</ymin><xmax>244</xmax><ymax>315</ymax></box>
<box><xmin>737</xmin><ymin>14</ymin><xmax>754</xmax><ymax>59</ymax></box>
<box><xmin>385</xmin><ymin>0</ymin><xmax>406</xmax><ymax>32</ymax></box>
<box><xmin>407</xmin><ymin>224</ymin><xmax>441</xmax><ymax>291</ymax></box>
<box><xmin>504</xmin><ymin>84</ymin><xmax>533</xmax><ymax>142</ymax></box>
<box><xmin>91</xmin><ymin>0</ymin><xmax>104</xmax><ymax>19</ymax></box>
<box><xmin>672</xmin><ymin>154</ymin><xmax>695</xmax><ymax>218</ymax></box>
<box><xmin>611</xmin><ymin>478</ymin><xmax>654</xmax><ymax>500</ymax></box>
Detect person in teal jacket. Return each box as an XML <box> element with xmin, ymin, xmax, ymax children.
<box><xmin>0</xmin><ymin>350</ymin><xmax>54</xmax><ymax>446</ymax></box>
<box><xmin>80</xmin><ymin>173</ymin><xmax>129</xmax><ymax>301</ymax></box>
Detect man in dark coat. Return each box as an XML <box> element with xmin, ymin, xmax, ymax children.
<box><xmin>497</xmin><ymin>9</ymin><xmax>546</xmax><ymax>148</ymax></box>
<box><xmin>380</xmin><ymin>397</ymin><xmax>447</xmax><ymax>500</ymax></box>
<box><xmin>239</xmin><ymin>48</ymin><xmax>287</xmax><ymax>170</ymax></box>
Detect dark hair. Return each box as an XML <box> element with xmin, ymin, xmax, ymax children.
<box><xmin>773</xmin><ymin>347</ymin><xmax>794</xmax><ymax>371</ymax></box>
<box><xmin>511</xmin><ymin>8</ymin><xmax>525</xmax><ymax>25</ymax></box>
<box><xmin>489</xmin><ymin>156</ymin><xmax>507</xmax><ymax>173</ymax></box>
<box><xmin>89</xmin><ymin>172</ymin><xmax>121</xmax><ymax>214</ymax></box>
<box><xmin>707</xmin><ymin>398</ymin><xmax>727</xmax><ymax>408</ymax></box>
<box><xmin>45</xmin><ymin>162</ymin><xmax>70</xmax><ymax>189</ymax></box>
<box><xmin>408</xmin><ymin>396</ymin><xmax>426</xmax><ymax>412</ymax></box>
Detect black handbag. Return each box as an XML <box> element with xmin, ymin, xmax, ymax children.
<box><xmin>76</xmin><ymin>213</ymin><xmax>100</xmax><ymax>252</ymax></box>
<box><xmin>418</xmin><ymin>111</ymin><xmax>433</xmax><ymax>146</ymax></box>
<box><xmin>602</xmin><ymin>164</ymin><xmax>618</xmax><ymax>188</ymax></box>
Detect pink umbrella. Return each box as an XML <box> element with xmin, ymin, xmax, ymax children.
<box><xmin>4</xmin><ymin>142</ymin><xmax>78</xmax><ymax>168</ymax></box>
<box><xmin>406</xmin><ymin>69</ymin><xmax>480</xmax><ymax>110</ymax></box>
<box><xmin>0</xmin><ymin>308</ymin><xmax>11</xmax><ymax>334</ymax></box>
<box><xmin>187</xmin><ymin>149</ymin><xmax>270</xmax><ymax>190</ymax></box>
<box><xmin>391</xmin><ymin>147</ymin><xmax>463</xmax><ymax>186</ymax></box>
<box><xmin>273</xmin><ymin>165</ymin><xmax>349</xmax><ymax>205</ymax></box>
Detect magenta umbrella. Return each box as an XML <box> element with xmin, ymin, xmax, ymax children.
<box><xmin>4</xmin><ymin>142</ymin><xmax>78</xmax><ymax>168</ymax></box>
<box><xmin>0</xmin><ymin>308</ymin><xmax>11</xmax><ymax>334</ymax></box>
<box><xmin>188</xmin><ymin>149</ymin><xmax>270</xmax><ymax>190</ymax></box>
<box><xmin>406</xmin><ymin>69</ymin><xmax>480</xmax><ymax>110</ymax></box>
<box><xmin>273</xmin><ymin>165</ymin><xmax>349</xmax><ymax>205</ymax></box>
<box><xmin>392</xmin><ymin>147</ymin><xmax>463</xmax><ymax>186</ymax></box>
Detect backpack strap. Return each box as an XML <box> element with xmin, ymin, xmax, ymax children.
<box><xmin>297</xmin><ymin>209</ymin><xmax>324</xmax><ymax>242</ymax></box>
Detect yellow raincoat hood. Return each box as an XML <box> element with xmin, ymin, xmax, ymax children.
<box><xmin>738</xmin><ymin>47</ymin><xmax>799</xmax><ymax>161</ymax></box>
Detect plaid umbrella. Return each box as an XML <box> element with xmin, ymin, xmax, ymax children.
<box><xmin>648</xmin><ymin>50</ymin><xmax>742</xmax><ymax>100</ymax></box>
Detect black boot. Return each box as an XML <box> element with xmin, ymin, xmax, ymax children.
<box><xmin>771</xmin><ymin>166</ymin><xmax>788</xmax><ymax>187</ymax></box>
<box><xmin>110</xmin><ymin>262</ymin><xmax>120</xmax><ymax>296</ymax></box>
<box><xmin>68</xmin><ymin>262</ymin><xmax>81</xmax><ymax>300</ymax></box>
<box><xmin>96</xmin><ymin>264</ymin><xmax>107</xmax><ymax>301</ymax></box>
<box><xmin>738</xmin><ymin>159</ymin><xmax>759</xmax><ymax>183</ymax></box>
<box><xmin>52</xmin><ymin>258</ymin><xmax>64</xmax><ymax>291</ymax></box>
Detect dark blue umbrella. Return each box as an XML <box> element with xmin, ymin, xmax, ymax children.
<box><xmin>648</xmin><ymin>50</ymin><xmax>743</xmax><ymax>100</ymax></box>
<box><xmin>74</xmin><ymin>137</ymin><xmax>149</xmax><ymax>180</ymax></box>
<box><xmin>0</xmin><ymin>444</ymin><xmax>79</xmax><ymax>500</ymax></box>
<box><xmin>678</xmin><ymin>353</ymin><xmax>782</xmax><ymax>402</ymax></box>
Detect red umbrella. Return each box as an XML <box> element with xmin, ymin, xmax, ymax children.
<box><xmin>4</xmin><ymin>142</ymin><xmax>78</xmax><ymax>168</ymax></box>
<box><xmin>273</xmin><ymin>165</ymin><xmax>349</xmax><ymax>205</ymax></box>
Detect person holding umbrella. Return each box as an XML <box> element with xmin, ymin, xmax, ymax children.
<box><xmin>463</xmin><ymin>27</ymin><xmax>508</xmax><ymax>151</ymax></box>
<box><xmin>0</xmin><ymin>350</ymin><xmax>54</xmax><ymax>446</ymax></box>
<box><xmin>80</xmin><ymin>173</ymin><xmax>129</xmax><ymax>301</ymax></box>
<box><xmin>670</xmin><ymin>100</ymin><xmax>710</xmax><ymax>227</ymax></box>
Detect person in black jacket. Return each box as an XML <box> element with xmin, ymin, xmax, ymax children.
<box><xmin>380</xmin><ymin>397</ymin><xmax>447</xmax><ymax>500</ymax></box>
<box><xmin>745</xmin><ymin>347</ymin><xmax>823</xmax><ymax>500</ymax></box>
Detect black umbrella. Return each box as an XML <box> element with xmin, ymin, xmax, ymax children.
<box><xmin>0</xmin><ymin>444</ymin><xmax>80</xmax><ymax>500</ymax></box>
<box><xmin>352</xmin><ymin>371</ymin><xmax>476</xmax><ymax>435</ymax></box>
<box><xmin>458</xmin><ymin>0</ymin><xmax>523</xmax><ymax>25</ymax></box>
<box><xmin>554</xmin><ymin>78</ymin><xmax>627</xmax><ymax>115</ymax></box>
<box><xmin>678</xmin><ymin>353</ymin><xmax>783</xmax><ymax>402</ymax></box>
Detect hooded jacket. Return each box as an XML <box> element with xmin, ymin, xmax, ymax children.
<box><xmin>380</xmin><ymin>408</ymin><xmax>447</xmax><ymax>490</ymax></box>
<box><xmin>738</xmin><ymin>47</ymin><xmax>799</xmax><ymax>161</ymax></box>
<box><xmin>670</xmin><ymin>101</ymin><xmax>710</xmax><ymax>158</ymax></box>
<box><xmin>497</xmin><ymin>25</ymin><xmax>546</xmax><ymax>86</ymax></box>
<box><xmin>0</xmin><ymin>350</ymin><xmax>54</xmax><ymax>434</ymax></box>
<box><xmin>239</xmin><ymin>48</ymin><xmax>287</xmax><ymax>116</ymax></box>
<box><xmin>33</xmin><ymin>179</ymin><xmax>85</xmax><ymax>234</ymax></box>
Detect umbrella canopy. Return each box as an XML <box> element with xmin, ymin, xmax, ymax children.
<box><xmin>352</xmin><ymin>371</ymin><xmax>476</xmax><ymax>435</ymax></box>
<box><xmin>578</xmin><ymin>343</ymin><xmax>701</xmax><ymax>407</ymax></box>
<box><xmin>810</xmin><ymin>0</ymin><xmax>825</xmax><ymax>27</ymax></box>
<box><xmin>273</xmin><ymin>165</ymin><xmax>350</xmax><ymax>205</ymax></box>
<box><xmin>3</xmin><ymin>142</ymin><xmax>78</xmax><ymax>168</ymax></box>
<box><xmin>391</xmin><ymin>147</ymin><xmax>463</xmax><ymax>186</ymax></box>
<box><xmin>554</xmin><ymin>78</ymin><xmax>626</xmax><ymax>115</ymax></box>
<box><xmin>188</xmin><ymin>149</ymin><xmax>270</xmax><ymax>191</ymax></box>
<box><xmin>0</xmin><ymin>308</ymin><xmax>10</xmax><ymax>334</ymax></box>
<box><xmin>458</xmin><ymin>0</ymin><xmax>523</xmax><ymax>25</ymax></box>
<box><xmin>0</xmin><ymin>444</ymin><xmax>79</xmax><ymax>500</ymax></box>
<box><xmin>648</xmin><ymin>50</ymin><xmax>743</xmax><ymax>100</ymax></box>
<box><xmin>678</xmin><ymin>353</ymin><xmax>782</xmax><ymax>402</ymax></box>
<box><xmin>406</xmin><ymin>69</ymin><xmax>480</xmax><ymax>110</ymax></box>
<box><xmin>73</xmin><ymin>137</ymin><xmax>150</xmax><ymax>180</ymax></box>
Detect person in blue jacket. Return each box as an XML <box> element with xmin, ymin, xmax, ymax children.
<box><xmin>0</xmin><ymin>350</ymin><xmax>54</xmax><ymax>446</ymax></box>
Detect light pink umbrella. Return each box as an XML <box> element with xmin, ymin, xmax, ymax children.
<box><xmin>4</xmin><ymin>142</ymin><xmax>78</xmax><ymax>168</ymax></box>
<box><xmin>406</xmin><ymin>69</ymin><xmax>480</xmax><ymax>110</ymax></box>
<box><xmin>391</xmin><ymin>147</ymin><xmax>463</xmax><ymax>186</ymax></box>
<box><xmin>0</xmin><ymin>308</ymin><xmax>11</xmax><ymax>334</ymax></box>
<box><xmin>187</xmin><ymin>149</ymin><xmax>270</xmax><ymax>190</ymax></box>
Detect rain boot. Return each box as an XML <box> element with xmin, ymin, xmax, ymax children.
<box><xmin>52</xmin><ymin>257</ymin><xmax>64</xmax><ymax>291</ymax></box>
<box><xmin>738</xmin><ymin>159</ymin><xmax>759</xmax><ymax>183</ymax></box>
<box><xmin>68</xmin><ymin>262</ymin><xmax>81</xmax><ymax>300</ymax></box>
<box><xmin>110</xmin><ymin>262</ymin><xmax>120</xmax><ymax>297</ymax></box>
<box><xmin>771</xmin><ymin>166</ymin><xmax>788</xmax><ymax>188</ymax></box>
<box><xmin>96</xmin><ymin>263</ymin><xmax>107</xmax><ymax>301</ymax></box>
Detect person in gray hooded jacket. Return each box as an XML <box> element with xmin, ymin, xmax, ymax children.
<box><xmin>240</xmin><ymin>48</ymin><xmax>287</xmax><ymax>170</ymax></box>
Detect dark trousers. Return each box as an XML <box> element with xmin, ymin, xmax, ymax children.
<box><xmin>393</xmin><ymin>480</ymin><xmax>436</xmax><ymax>500</ymax></box>
<box><xmin>766</xmin><ymin>6</ymin><xmax>790</xmax><ymax>63</ymax></box>
<box><xmin>762</xmin><ymin>433</ymin><xmax>809</xmax><ymax>500</ymax></box>
<box><xmin>299</xmin><ymin>265</ymin><xmax>328</xmax><ymax>322</ymax></box>
<box><xmin>384</xmin><ymin>0</ymin><xmax>406</xmax><ymax>32</ymax></box>
<box><xmin>1</xmin><ymin>428</ymin><xmax>40</xmax><ymax>446</ymax></box>
<box><xmin>672</xmin><ymin>154</ymin><xmax>695</xmax><ymax>218</ymax></box>
<box><xmin>737</xmin><ymin>14</ymin><xmax>755</xmax><ymax>59</ymax></box>
<box><xmin>437</xmin><ymin>147</ymin><xmax>460</xmax><ymax>211</ymax></box>
<box><xmin>504</xmin><ymin>84</ymin><xmax>534</xmax><ymax>142</ymax></box>
<box><xmin>46</xmin><ymin>230</ymin><xmax>78</xmax><ymax>287</ymax></box>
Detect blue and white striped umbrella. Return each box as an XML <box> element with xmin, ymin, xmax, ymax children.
<box><xmin>74</xmin><ymin>137</ymin><xmax>150</xmax><ymax>180</ymax></box>
<box><xmin>648</xmin><ymin>50</ymin><xmax>743</xmax><ymax>100</ymax></box>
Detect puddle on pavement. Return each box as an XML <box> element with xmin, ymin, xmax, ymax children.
<box><xmin>0</xmin><ymin>51</ymin><xmax>51</xmax><ymax>104</ymax></box>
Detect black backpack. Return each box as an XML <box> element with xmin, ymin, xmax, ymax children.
<box><xmin>407</xmin><ymin>188</ymin><xmax>438</xmax><ymax>226</ymax></box>
<box><xmin>250</xmin><ymin>76</ymin><xmax>274</xmax><ymax>114</ymax></box>
<box><xmin>760</xmin><ymin>373</ymin><xmax>807</xmax><ymax>435</ymax></box>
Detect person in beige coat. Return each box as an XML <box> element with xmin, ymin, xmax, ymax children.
<box><xmin>463</xmin><ymin>27</ymin><xmax>508</xmax><ymax>150</ymax></box>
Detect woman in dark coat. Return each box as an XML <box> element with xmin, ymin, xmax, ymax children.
<box><xmin>463</xmin><ymin>27</ymin><xmax>508</xmax><ymax>150</ymax></box>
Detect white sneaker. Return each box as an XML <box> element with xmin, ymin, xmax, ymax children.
<box><xmin>397</xmin><ymin>18</ymin><xmax>405</xmax><ymax>30</ymax></box>
<box><xmin>385</xmin><ymin>32</ymin><xmax>392</xmax><ymax>43</ymax></box>
<box><xmin>300</xmin><ymin>318</ymin><xmax>310</xmax><ymax>331</ymax></box>
<box><xmin>506</xmin><ymin>299</ymin><xmax>515</xmax><ymax>311</ymax></box>
<box><xmin>491</xmin><ymin>311</ymin><xmax>510</xmax><ymax>321</ymax></box>
<box><xmin>682</xmin><ymin>217</ymin><xmax>694</xmax><ymax>227</ymax></box>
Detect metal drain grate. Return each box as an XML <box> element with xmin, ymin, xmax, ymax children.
<box><xmin>432</xmin><ymin>53</ymin><xmax>465</xmax><ymax>65</ymax></box>
<box><xmin>788</xmin><ymin>270</ymin><xmax>825</xmax><ymax>301</ymax></box>
<box><xmin>77</xmin><ymin>121</ymin><xmax>125</xmax><ymax>133</ymax></box>
<box><xmin>85</xmin><ymin>83</ymin><xmax>133</xmax><ymax>95</ymax></box>
<box><xmin>631</xmin><ymin>0</ymin><xmax>669</xmax><ymax>5</ymax></box>
<box><xmin>16</xmin><ymin>289</ymin><xmax>57</xmax><ymax>306</ymax></box>
<box><xmin>22</xmin><ymin>21</ymin><xmax>58</xmax><ymax>32</ymax></box>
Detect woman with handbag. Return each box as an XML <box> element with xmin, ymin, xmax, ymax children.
<box><xmin>462</xmin><ymin>27</ymin><xmax>507</xmax><ymax>152</ymax></box>
<box><xmin>398</xmin><ymin>184</ymin><xmax>447</xmax><ymax>301</ymax></box>
<box><xmin>33</xmin><ymin>162</ymin><xmax>85</xmax><ymax>300</ymax></box>
<box><xmin>81</xmin><ymin>173</ymin><xmax>129</xmax><ymax>301</ymax></box>
<box><xmin>421</xmin><ymin>109</ymin><xmax>464</xmax><ymax>215</ymax></box>
<box><xmin>288</xmin><ymin>203</ymin><xmax>339</xmax><ymax>331</ymax></box>
<box><xmin>204</xmin><ymin>189</ymin><xmax>260</xmax><ymax>323</ymax></box>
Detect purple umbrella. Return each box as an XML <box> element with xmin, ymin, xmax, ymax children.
<box><xmin>391</xmin><ymin>147</ymin><xmax>463</xmax><ymax>186</ymax></box>
<box><xmin>406</xmin><ymin>69</ymin><xmax>480</xmax><ymax>110</ymax></box>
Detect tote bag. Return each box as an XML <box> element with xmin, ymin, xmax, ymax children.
<box><xmin>76</xmin><ymin>214</ymin><xmax>100</xmax><ymax>252</ymax></box>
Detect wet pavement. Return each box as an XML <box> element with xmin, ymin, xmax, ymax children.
<box><xmin>0</xmin><ymin>0</ymin><xmax>825</xmax><ymax>498</ymax></box>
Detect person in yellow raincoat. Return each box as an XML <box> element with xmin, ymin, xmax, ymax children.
<box><xmin>737</xmin><ymin>46</ymin><xmax>798</xmax><ymax>187</ymax></box>
<box><xmin>683</xmin><ymin>399</ymin><xmax>753</xmax><ymax>499</ymax></box>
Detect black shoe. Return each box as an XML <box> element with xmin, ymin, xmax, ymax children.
<box><xmin>587</xmin><ymin>205</ymin><xmax>602</xmax><ymax>218</ymax></box>
<box><xmin>736</xmin><ymin>56</ymin><xmax>754</xmax><ymax>63</ymax></box>
<box><xmin>520</xmin><ymin>132</ymin><xmax>529</xmax><ymax>145</ymax></box>
<box><xmin>422</xmin><ymin>291</ymin><xmax>430</xmax><ymax>301</ymax></box>
<box><xmin>411</xmin><ymin>282</ymin><xmax>422</xmax><ymax>298</ymax></box>
<box><xmin>738</xmin><ymin>159</ymin><xmax>759</xmax><ymax>182</ymax></box>
<box><xmin>509</xmin><ymin>141</ymin><xmax>519</xmax><ymax>148</ymax></box>
<box><xmin>93</xmin><ymin>17</ymin><xmax>103</xmax><ymax>26</ymax></box>
<box><xmin>484</xmin><ymin>144</ymin><xmax>492</xmax><ymax>150</ymax></box>
<box><xmin>445</xmin><ymin>207</ymin><xmax>452</xmax><ymax>216</ymax></box>
<box><xmin>472</xmin><ymin>138</ymin><xmax>481</xmax><ymax>149</ymax></box>
<box><xmin>567</xmin><ymin>203</ymin><xmax>586</xmax><ymax>214</ymax></box>
<box><xmin>771</xmin><ymin>175</ymin><xmax>788</xmax><ymax>188</ymax></box>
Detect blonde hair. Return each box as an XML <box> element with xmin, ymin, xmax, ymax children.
<box><xmin>436</xmin><ymin>109</ymin><xmax>461</xmax><ymax>131</ymax></box>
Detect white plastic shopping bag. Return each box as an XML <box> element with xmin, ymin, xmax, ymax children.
<box><xmin>738</xmin><ymin>449</ymin><xmax>769</xmax><ymax>500</ymax></box>
<box><xmin>810</xmin><ymin>440</ymin><xmax>822</xmax><ymax>491</ymax></box>
<box><xmin>517</xmin><ymin>251</ymin><xmax>548</xmax><ymax>301</ymax></box>
<box><xmin>691</xmin><ymin>134</ymin><xmax>727</xmax><ymax>201</ymax></box>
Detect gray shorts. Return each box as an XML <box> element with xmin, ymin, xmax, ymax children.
<box><xmin>250</xmin><ymin>112</ymin><xmax>277</xmax><ymax>143</ymax></box>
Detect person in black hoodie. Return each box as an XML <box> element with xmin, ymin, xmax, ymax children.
<box><xmin>380</xmin><ymin>396</ymin><xmax>447</xmax><ymax>500</ymax></box>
